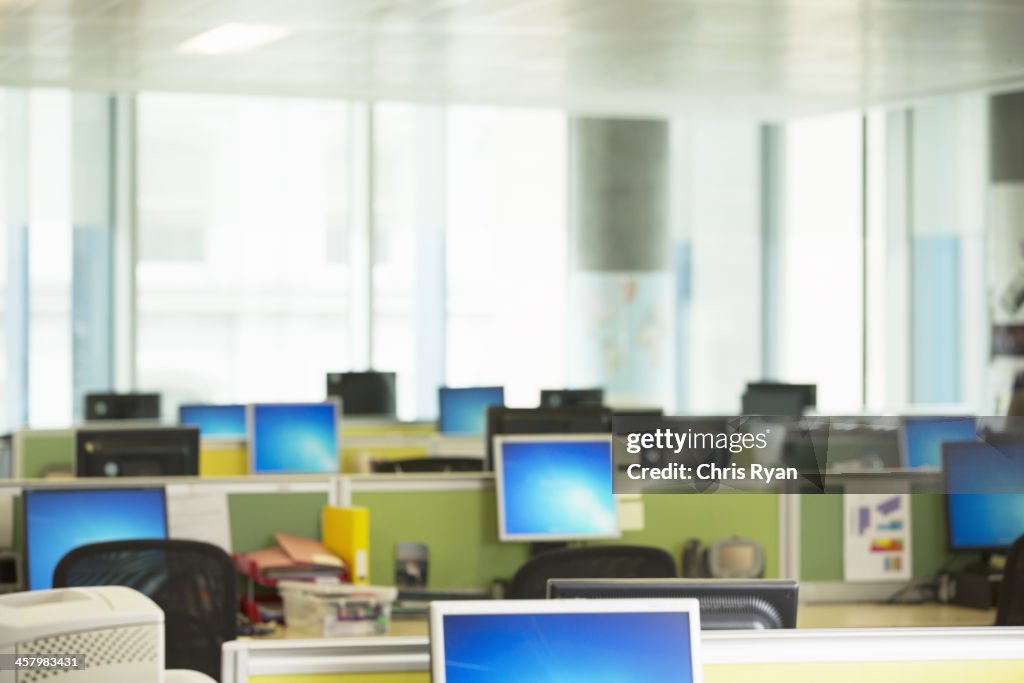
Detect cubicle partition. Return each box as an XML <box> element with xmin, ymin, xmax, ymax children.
<box><xmin>222</xmin><ymin>628</ymin><xmax>1024</xmax><ymax>683</ymax></box>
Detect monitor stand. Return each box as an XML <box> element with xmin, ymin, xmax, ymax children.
<box><xmin>530</xmin><ymin>542</ymin><xmax>568</xmax><ymax>557</ymax></box>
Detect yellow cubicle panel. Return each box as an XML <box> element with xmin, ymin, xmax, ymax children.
<box><xmin>199</xmin><ymin>443</ymin><xmax>249</xmax><ymax>476</ymax></box>
<box><xmin>706</xmin><ymin>661</ymin><xmax>1024</xmax><ymax>683</ymax></box>
<box><xmin>249</xmin><ymin>661</ymin><xmax>1024</xmax><ymax>683</ymax></box>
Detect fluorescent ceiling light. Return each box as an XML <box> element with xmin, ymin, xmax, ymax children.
<box><xmin>178</xmin><ymin>23</ymin><xmax>292</xmax><ymax>55</ymax></box>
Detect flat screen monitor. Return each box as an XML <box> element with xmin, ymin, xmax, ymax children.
<box><xmin>494</xmin><ymin>434</ymin><xmax>619</xmax><ymax>542</ymax></box>
<box><xmin>540</xmin><ymin>388</ymin><xmax>605</xmax><ymax>408</ymax></box>
<box><xmin>430</xmin><ymin>598</ymin><xmax>703</xmax><ymax>683</ymax></box>
<box><xmin>75</xmin><ymin>427</ymin><xmax>200</xmax><ymax>477</ymax></box>
<box><xmin>547</xmin><ymin>579</ymin><xmax>799</xmax><ymax>630</ymax></box>
<box><xmin>179</xmin><ymin>403</ymin><xmax>247</xmax><ymax>439</ymax></box>
<box><xmin>943</xmin><ymin>440</ymin><xmax>1024</xmax><ymax>551</ymax></box>
<box><xmin>741</xmin><ymin>383</ymin><xmax>816</xmax><ymax>416</ymax></box>
<box><xmin>901</xmin><ymin>416</ymin><xmax>978</xmax><ymax>469</ymax></box>
<box><xmin>485</xmin><ymin>405</ymin><xmax>613</xmax><ymax>470</ymax></box>
<box><xmin>249</xmin><ymin>402</ymin><xmax>340</xmax><ymax>474</ymax></box>
<box><xmin>439</xmin><ymin>386</ymin><xmax>505</xmax><ymax>436</ymax></box>
<box><xmin>84</xmin><ymin>392</ymin><xmax>161</xmax><ymax>421</ymax></box>
<box><xmin>23</xmin><ymin>487</ymin><xmax>168</xmax><ymax>590</ymax></box>
<box><xmin>326</xmin><ymin>371</ymin><xmax>396</xmax><ymax>417</ymax></box>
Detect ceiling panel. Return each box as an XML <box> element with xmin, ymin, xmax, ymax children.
<box><xmin>1</xmin><ymin>0</ymin><xmax>1024</xmax><ymax>117</ymax></box>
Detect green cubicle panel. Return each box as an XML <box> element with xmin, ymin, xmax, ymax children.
<box><xmin>14</xmin><ymin>430</ymin><xmax>75</xmax><ymax>479</ymax></box>
<box><xmin>351</xmin><ymin>489</ymin><xmax>780</xmax><ymax>589</ymax></box>
<box><xmin>228</xmin><ymin>492</ymin><xmax>330</xmax><ymax>553</ymax></box>
<box><xmin>800</xmin><ymin>493</ymin><xmax>949</xmax><ymax>581</ymax></box>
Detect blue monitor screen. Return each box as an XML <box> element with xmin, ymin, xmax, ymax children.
<box><xmin>497</xmin><ymin>437</ymin><xmax>618</xmax><ymax>541</ymax></box>
<box><xmin>24</xmin><ymin>488</ymin><xmax>168</xmax><ymax>590</ymax></box>
<box><xmin>441</xmin><ymin>611</ymin><xmax>694</xmax><ymax>683</ymax></box>
<box><xmin>945</xmin><ymin>442</ymin><xmax>1024</xmax><ymax>550</ymax></box>
<box><xmin>179</xmin><ymin>404</ymin><xmax>247</xmax><ymax>438</ymax></box>
<box><xmin>250</xmin><ymin>403</ymin><xmax>339</xmax><ymax>474</ymax></box>
<box><xmin>903</xmin><ymin>417</ymin><xmax>978</xmax><ymax>469</ymax></box>
<box><xmin>439</xmin><ymin>387</ymin><xmax>505</xmax><ymax>435</ymax></box>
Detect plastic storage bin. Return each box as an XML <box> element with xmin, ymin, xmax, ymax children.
<box><xmin>278</xmin><ymin>581</ymin><xmax>398</xmax><ymax>637</ymax></box>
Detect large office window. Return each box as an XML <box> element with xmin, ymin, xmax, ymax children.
<box><xmin>27</xmin><ymin>90</ymin><xmax>73</xmax><ymax>427</ymax></box>
<box><xmin>372</xmin><ymin>103</ymin><xmax>423</xmax><ymax>420</ymax></box>
<box><xmin>673</xmin><ymin>120</ymin><xmax>763</xmax><ymax>414</ymax></box>
<box><xmin>445</xmin><ymin>106</ymin><xmax>569</xmax><ymax>407</ymax></box>
<box><xmin>136</xmin><ymin>94</ymin><xmax>351</xmax><ymax>414</ymax></box>
<box><xmin>779</xmin><ymin>113</ymin><xmax>864</xmax><ymax>413</ymax></box>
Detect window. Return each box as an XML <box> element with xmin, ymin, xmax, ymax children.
<box><xmin>779</xmin><ymin>113</ymin><xmax>864</xmax><ymax>413</ymax></box>
<box><xmin>27</xmin><ymin>90</ymin><xmax>72</xmax><ymax>427</ymax></box>
<box><xmin>445</xmin><ymin>106</ymin><xmax>569</xmax><ymax>407</ymax></box>
<box><xmin>136</xmin><ymin>94</ymin><xmax>351</xmax><ymax>413</ymax></box>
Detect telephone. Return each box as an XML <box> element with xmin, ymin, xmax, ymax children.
<box><xmin>682</xmin><ymin>536</ymin><xmax>765</xmax><ymax>579</ymax></box>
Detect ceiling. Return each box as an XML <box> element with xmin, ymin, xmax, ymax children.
<box><xmin>3</xmin><ymin>0</ymin><xmax>1024</xmax><ymax>118</ymax></box>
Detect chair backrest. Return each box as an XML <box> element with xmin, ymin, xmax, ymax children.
<box><xmin>506</xmin><ymin>545</ymin><xmax>677</xmax><ymax>599</ymax></box>
<box><xmin>997</xmin><ymin>534</ymin><xmax>1024</xmax><ymax>626</ymax></box>
<box><xmin>53</xmin><ymin>539</ymin><xmax>236</xmax><ymax>680</ymax></box>
<box><xmin>372</xmin><ymin>457</ymin><xmax>483</xmax><ymax>473</ymax></box>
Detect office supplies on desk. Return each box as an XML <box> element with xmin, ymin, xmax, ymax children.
<box><xmin>278</xmin><ymin>580</ymin><xmax>397</xmax><ymax>637</ymax></box>
<box><xmin>276</xmin><ymin>533</ymin><xmax>344</xmax><ymax>569</ymax></box>
<box><xmin>430</xmin><ymin>598</ymin><xmax>703</xmax><ymax>683</ymax></box>
<box><xmin>395</xmin><ymin>541</ymin><xmax>428</xmax><ymax>588</ymax></box>
<box><xmin>323</xmin><ymin>507</ymin><xmax>370</xmax><ymax>584</ymax></box>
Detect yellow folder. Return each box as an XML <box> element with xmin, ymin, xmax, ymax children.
<box><xmin>322</xmin><ymin>506</ymin><xmax>370</xmax><ymax>585</ymax></box>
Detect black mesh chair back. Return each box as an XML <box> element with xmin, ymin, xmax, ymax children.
<box><xmin>506</xmin><ymin>545</ymin><xmax>677</xmax><ymax>599</ymax></box>
<box><xmin>997</xmin><ymin>534</ymin><xmax>1024</xmax><ymax>626</ymax></box>
<box><xmin>372</xmin><ymin>457</ymin><xmax>484</xmax><ymax>473</ymax></box>
<box><xmin>53</xmin><ymin>539</ymin><xmax>236</xmax><ymax>680</ymax></box>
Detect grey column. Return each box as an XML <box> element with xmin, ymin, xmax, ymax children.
<box><xmin>990</xmin><ymin>92</ymin><xmax>1024</xmax><ymax>412</ymax></box>
<box><xmin>569</xmin><ymin>117</ymin><xmax>674</xmax><ymax>409</ymax></box>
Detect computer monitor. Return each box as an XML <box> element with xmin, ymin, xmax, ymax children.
<box><xmin>84</xmin><ymin>392</ymin><xmax>161</xmax><ymax>421</ymax></box>
<box><xmin>901</xmin><ymin>416</ymin><xmax>978</xmax><ymax>469</ymax></box>
<box><xmin>22</xmin><ymin>487</ymin><xmax>168</xmax><ymax>590</ymax></box>
<box><xmin>741</xmin><ymin>383</ymin><xmax>816</xmax><ymax>416</ymax></box>
<box><xmin>540</xmin><ymin>388</ymin><xmax>605</xmax><ymax>408</ymax></box>
<box><xmin>430</xmin><ymin>598</ymin><xmax>703</xmax><ymax>683</ymax></box>
<box><xmin>75</xmin><ymin>427</ymin><xmax>200</xmax><ymax>477</ymax></box>
<box><xmin>439</xmin><ymin>386</ymin><xmax>505</xmax><ymax>436</ymax></box>
<box><xmin>943</xmin><ymin>440</ymin><xmax>1024</xmax><ymax>551</ymax></box>
<box><xmin>547</xmin><ymin>579</ymin><xmax>799</xmax><ymax>630</ymax></box>
<box><xmin>178</xmin><ymin>403</ymin><xmax>247</xmax><ymax>439</ymax></box>
<box><xmin>249</xmin><ymin>402</ymin><xmax>340</xmax><ymax>474</ymax></box>
<box><xmin>494</xmin><ymin>434</ymin><xmax>619</xmax><ymax>542</ymax></box>
<box><xmin>326</xmin><ymin>371</ymin><xmax>396</xmax><ymax>417</ymax></box>
<box><xmin>485</xmin><ymin>405</ymin><xmax>613</xmax><ymax>470</ymax></box>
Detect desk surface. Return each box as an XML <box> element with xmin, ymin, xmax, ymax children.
<box><xmin>260</xmin><ymin>602</ymin><xmax>995</xmax><ymax>640</ymax></box>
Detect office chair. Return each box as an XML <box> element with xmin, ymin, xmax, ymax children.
<box><xmin>506</xmin><ymin>545</ymin><xmax>677</xmax><ymax>599</ymax></box>
<box><xmin>53</xmin><ymin>539</ymin><xmax>237</xmax><ymax>680</ymax></box>
<box><xmin>997</xmin><ymin>534</ymin><xmax>1024</xmax><ymax>626</ymax></box>
<box><xmin>371</xmin><ymin>457</ymin><xmax>484</xmax><ymax>473</ymax></box>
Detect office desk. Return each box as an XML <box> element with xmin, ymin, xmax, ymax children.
<box><xmin>796</xmin><ymin>602</ymin><xmax>995</xmax><ymax>628</ymax></box>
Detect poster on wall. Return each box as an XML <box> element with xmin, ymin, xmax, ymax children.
<box><xmin>843</xmin><ymin>492</ymin><xmax>912</xmax><ymax>581</ymax></box>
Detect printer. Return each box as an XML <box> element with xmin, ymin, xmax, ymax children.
<box><xmin>0</xmin><ymin>586</ymin><xmax>213</xmax><ymax>683</ymax></box>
